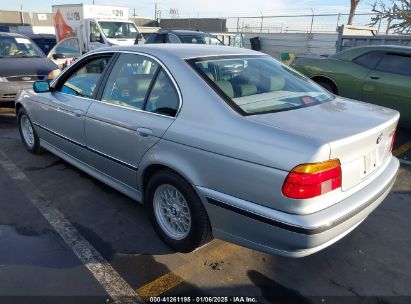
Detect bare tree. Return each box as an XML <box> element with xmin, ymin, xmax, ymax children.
<box><xmin>348</xmin><ymin>0</ymin><xmax>361</xmax><ymax>24</ymax></box>
<box><xmin>370</xmin><ymin>0</ymin><xmax>411</xmax><ymax>34</ymax></box>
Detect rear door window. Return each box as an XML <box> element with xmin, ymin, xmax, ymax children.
<box><xmin>375</xmin><ymin>53</ymin><xmax>411</xmax><ymax>76</ymax></box>
<box><xmin>152</xmin><ymin>34</ymin><xmax>167</xmax><ymax>43</ymax></box>
<box><xmin>145</xmin><ymin>70</ymin><xmax>179</xmax><ymax>116</ymax></box>
<box><xmin>353</xmin><ymin>51</ymin><xmax>384</xmax><ymax>69</ymax></box>
<box><xmin>167</xmin><ymin>33</ymin><xmax>180</xmax><ymax>43</ymax></box>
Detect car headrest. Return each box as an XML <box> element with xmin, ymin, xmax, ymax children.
<box><xmin>261</xmin><ymin>75</ymin><xmax>286</xmax><ymax>92</ymax></box>
<box><xmin>215</xmin><ymin>80</ymin><xmax>234</xmax><ymax>98</ymax></box>
<box><xmin>237</xmin><ymin>84</ymin><xmax>257</xmax><ymax>97</ymax></box>
<box><xmin>205</xmin><ymin>72</ymin><xmax>215</xmax><ymax>81</ymax></box>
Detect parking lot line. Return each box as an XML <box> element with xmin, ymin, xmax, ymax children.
<box><xmin>0</xmin><ymin>109</ymin><xmax>14</xmax><ymax>114</ymax></box>
<box><xmin>393</xmin><ymin>141</ymin><xmax>411</xmax><ymax>157</ymax></box>
<box><xmin>137</xmin><ymin>242</ymin><xmax>240</xmax><ymax>299</ymax></box>
<box><xmin>0</xmin><ymin>149</ymin><xmax>143</xmax><ymax>304</ymax></box>
<box><xmin>399</xmin><ymin>159</ymin><xmax>411</xmax><ymax>166</ymax></box>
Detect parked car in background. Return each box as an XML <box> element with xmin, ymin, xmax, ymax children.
<box><xmin>26</xmin><ymin>33</ymin><xmax>57</xmax><ymax>55</ymax></box>
<box><xmin>47</xmin><ymin>37</ymin><xmax>81</xmax><ymax>69</ymax></box>
<box><xmin>16</xmin><ymin>45</ymin><xmax>399</xmax><ymax>257</ymax></box>
<box><xmin>0</xmin><ymin>32</ymin><xmax>59</xmax><ymax>108</ymax></box>
<box><xmin>143</xmin><ymin>29</ymin><xmax>224</xmax><ymax>45</ymax></box>
<box><xmin>291</xmin><ymin>45</ymin><xmax>411</xmax><ymax>127</ymax></box>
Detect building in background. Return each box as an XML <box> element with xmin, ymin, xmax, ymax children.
<box><xmin>0</xmin><ymin>10</ymin><xmax>54</xmax><ymax>34</ymax></box>
<box><xmin>159</xmin><ymin>18</ymin><xmax>227</xmax><ymax>33</ymax></box>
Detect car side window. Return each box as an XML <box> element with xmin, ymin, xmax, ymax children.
<box><xmin>375</xmin><ymin>53</ymin><xmax>411</xmax><ymax>76</ymax></box>
<box><xmin>55</xmin><ymin>38</ymin><xmax>81</xmax><ymax>57</ymax></box>
<box><xmin>101</xmin><ymin>53</ymin><xmax>159</xmax><ymax>110</ymax></box>
<box><xmin>153</xmin><ymin>34</ymin><xmax>167</xmax><ymax>43</ymax></box>
<box><xmin>145</xmin><ymin>69</ymin><xmax>179</xmax><ymax>117</ymax></box>
<box><xmin>353</xmin><ymin>51</ymin><xmax>384</xmax><ymax>69</ymax></box>
<box><xmin>58</xmin><ymin>56</ymin><xmax>111</xmax><ymax>99</ymax></box>
<box><xmin>146</xmin><ymin>34</ymin><xmax>156</xmax><ymax>43</ymax></box>
<box><xmin>167</xmin><ymin>34</ymin><xmax>180</xmax><ymax>43</ymax></box>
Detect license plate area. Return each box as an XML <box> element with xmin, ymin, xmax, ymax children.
<box><xmin>362</xmin><ymin>150</ymin><xmax>378</xmax><ymax>179</ymax></box>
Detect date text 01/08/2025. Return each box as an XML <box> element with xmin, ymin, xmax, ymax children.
<box><xmin>149</xmin><ymin>296</ymin><xmax>258</xmax><ymax>303</ymax></box>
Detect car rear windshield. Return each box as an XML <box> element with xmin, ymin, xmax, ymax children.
<box><xmin>0</xmin><ymin>36</ymin><xmax>44</xmax><ymax>58</ymax></box>
<box><xmin>188</xmin><ymin>55</ymin><xmax>334</xmax><ymax>115</ymax></box>
<box><xmin>179</xmin><ymin>34</ymin><xmax>223</xmax><ymax>45</ymax></box>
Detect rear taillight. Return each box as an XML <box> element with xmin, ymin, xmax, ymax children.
<box><xmin>282</xmin><ymin>159</ymin><xmax>342</xmax><ymax>199</ymax></box>
<box><xmin>390</xmin><ymin>130</ymin><xmax>396</xmax><ymax>152</ymax></box>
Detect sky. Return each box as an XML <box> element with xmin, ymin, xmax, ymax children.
<box><xmin>0</xmin><ymin>0</ymin><xmax>385</xmax><ymax>18</ymax></box>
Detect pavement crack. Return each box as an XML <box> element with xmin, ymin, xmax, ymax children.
<box><xmin>329</xmin><ymin>279</ymin><xmax>362</xmax><ymax>297</ymax></box>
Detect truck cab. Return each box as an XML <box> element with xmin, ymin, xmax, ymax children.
<box><xmin>85</xmin><ymin>19</ymin><xmax>140</xmax><ymax>51</ymax></box>
<box><xmin>52</xmin><ymin>4</ymin><xmax>142</xmax><ymax>56</ymax></box>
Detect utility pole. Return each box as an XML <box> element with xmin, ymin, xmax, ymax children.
<box><xmin>20</xmin><ymin>4</ymin><xmax>25</xmax><ymax>25</ymax></box>
<box><xmin>154</xmin><ymin>3</ymin><xmax>157</xmax><ymax>21</ymax></box>
<box><xmin>309</xmin><ymin>8</ymin><xmax>314</xmax><ymax>34</ymax></box>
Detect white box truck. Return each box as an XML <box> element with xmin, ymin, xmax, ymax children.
<box><xmin>52</xmin><ymin>4</ymin><xmax>141</xmax><ymax>54</ymax></box>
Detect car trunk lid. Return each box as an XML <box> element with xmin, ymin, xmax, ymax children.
<box><xmin>246</xmin><ymin>97</ymin><xmax>399</xmax><ymax>191</ymax></box>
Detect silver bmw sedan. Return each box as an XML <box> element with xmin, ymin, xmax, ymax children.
<box><xmin>15</xmin><ymin>45</ymin><xmax>400</xmax><ymax>257</ymax></box>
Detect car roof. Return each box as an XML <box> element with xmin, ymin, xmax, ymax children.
<box><xmin>90</xmin><ymin>44</ymin><xmax>264</xmax><ymax>60</ymax></box>
<box><xmin>26</xmin><ymin>33</ymin><xmax>56</xmax><ymax>39</ymax></box>
<box><xmin>161</xmin><ymin>29</ymin><xmax>210</xmax><ymax>35</ymax></box>
<box><xmin>333</xmin><ymin>45</ymin><xmax>411</xmax><ymax>60</ymax></box>
<box><xmin>0</xmin><ymin>32</ymin><xmax>30</xmax><ymax>39</ymax></box>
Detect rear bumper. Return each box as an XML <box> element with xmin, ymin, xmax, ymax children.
<box><xmin>0</xmin><ymin>82</ymin><xmax>33</xmax><ymax>103</ymax></box>
<box><xmin>199</xmin><ymin>156</ymin><xmax>399</xmax><ymax>257</ymax></box>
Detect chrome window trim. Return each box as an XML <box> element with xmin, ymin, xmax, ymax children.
<box><xmin>53</xmin><ymin>90</ymin><xmax>97</xmax><ymax>103</ymax></box>
<box><xmin>92</xmin><ymin>99</ymin><xmax>176</xmax><ymax>120</ymax></box>
<box><xmin>183</xmin><ymin>53</ymin><xmax>266</xmax><ymax>60</ymax></box>
<box><xmin>51</xmin><ymin>49</ymin><xmax>183</xmax><ymax>119</ymax></box>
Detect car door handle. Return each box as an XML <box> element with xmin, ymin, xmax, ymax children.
<box><xmin>137</xmin><ymin>127</ymin><xmax>153</xmax><ymax>137</ymax></box>
<box><xmin>73</xmin><ymin>110</ymin><xmax>83</xmax><ymax>118</ymax></box>
<box><xmin>370</xmin><ymin>75</ymin><xmax>380</xmax><ymax>80</ymax></box>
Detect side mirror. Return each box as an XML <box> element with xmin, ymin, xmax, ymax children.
<box><xmin>99</xmin><ymin>34</ymin><xmax>104</xmax><ymax>44</ymax></box>
<box><xmin>52</xmin><ymin>53</ymin><xmax>66</xmax><ymax>60</ymax></box>
<box><xmin>33</xmin><ymin>81</ymin><xmax>50</xmax><ymax>93</ymax></box>
<box><xmin>90</xmin><ymin>33</ymin><xmax>97</xmax><ymax>42</ymax></box>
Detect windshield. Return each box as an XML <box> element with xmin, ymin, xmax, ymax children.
<box><xmin>98</xmin><ymin>22</ymin><xmax>139</xmax><ymax>39</ymax></box>
<box><xmin>0</xmin><ymin>36</ymin><xmax>44</xmax><ymax>58</ymax></box>
<box><xmin>189</xmin><ymin>56</ymin><xmax>334</xmax><ymax>115</ymax></box>
<box><xmin>179</xmin><ymin>34</ymin><xmax>223</xmax><ymax>45</ymax></box>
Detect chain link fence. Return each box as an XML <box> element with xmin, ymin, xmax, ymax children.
<box><xmin>224</xmin><ymin>13</ymin><xmax>388</xmax><ymax>34</ymax></box>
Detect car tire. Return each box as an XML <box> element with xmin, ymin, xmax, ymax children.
<box><xmin>146</xmin><ymin>169</ymin><xmax>212</xmax><ymax>252</ymax></box>
<box><xmin>17</xmin><ymin>108</ymin><xmax>42</xmax><ymax>154</ymax></box>
<box><xmin>316</xmin><ymin>79</ymin><xmax>337</xmax><ymax>94</ymax></box>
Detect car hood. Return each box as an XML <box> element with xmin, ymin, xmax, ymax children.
<box><xmin>0</xmin><ymin>57</ymin><xmax>58</xmax><ymax>77</ymax></box>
